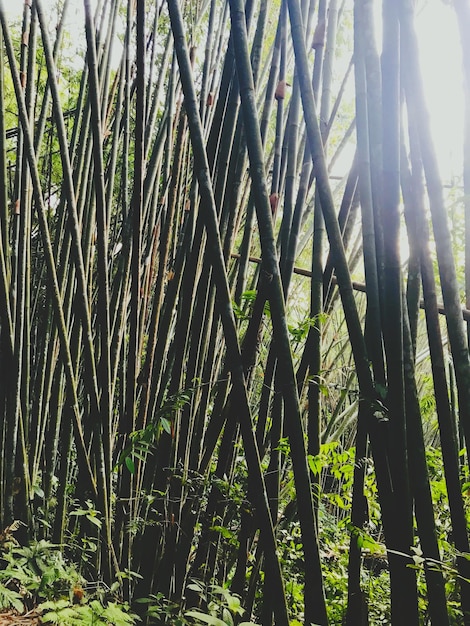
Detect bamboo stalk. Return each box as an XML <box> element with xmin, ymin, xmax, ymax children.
<box><xmin>0</xmin><ymin>0</ymin><xmax>97</xmax><ymax>501</ymax></box>
<box><xmin>228</xmin><ymin>0</ymin><xmax>329</xmax><ymax>621</ymax></box>
<box><xmin>166</xmin><ymin>0</ymin><xmax>291</xmax><ymax>621</ymax></box>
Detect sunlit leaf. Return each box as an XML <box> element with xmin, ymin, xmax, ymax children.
<box><xmin>185</xmin><ymin>610</ymin><xmax>227</xmax><ymax>625</ymax></box>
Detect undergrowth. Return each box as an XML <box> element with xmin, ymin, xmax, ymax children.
<box><xmin>0</xmin><ymin>445</ymin><xmax>465</xmax><ymax>624</ymax></box>
<box><xmin>0</xmin><ymin>529</ymin><xmax>138</xmax><ymax>625</ymax></box>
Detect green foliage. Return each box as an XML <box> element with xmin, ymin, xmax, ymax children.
<box><xmin>308</xmin><ymin>442</ymin><xmax>378</xmax><ymax>517</ymax></box>
<box><xmin>288</xmin><ymin>312</ymin><xmax>328</xmax><ymax>343</ymax></box>
<box><xmin>135</xmin><ymin>592</ymin><xmax>185</xmax><ymax>624</ymax></box>
<box><xmin>0</xmin><ymin>537</ymin><xmax>138</xmax><ymax>623</ymax></box>
<box><xmin>70</xmin><ymin>500</ymin><xmax>103</xmax><ymax>530</ymax></box>
<box><xmin>185</xmin><ymin>583</ymin><xmax>259</xmax><ymax>626</ymax></box>
<box><xmin>0</xmin><ymin>539</ymin><xmax>81</xmax><ymax>604</ymax></box>
<box><xmin>0</xmin><ymin>583</ymin><xmax>25</xmax><ymax>613</ymax></box>
<box><xmin>232</xmin><ymin>290</ymin><xmax>272</xmax><ymax>325</ymax></box>
<box><xmin>116</xmin><ymin>386</ymin><xmax>195</xmax><ymax>474</ymax></box>
<box><xmin>1</xmin><ymin>0</ymin><xmax>468</xmax><ymax>624</ymax></box>
<box><xmin>137</xmin><ymin>582</ymin><xmax>259</xmax><ymax>626</ymax></box>
<box><xmin>40</xmin><ymin>599</ymin><xmax>138</xmax><ymax>625</ymax></box>
<box><xmin>278</xmin><ymin>443</ymin><xmax>470</xmax><ymax>623</ymax></box>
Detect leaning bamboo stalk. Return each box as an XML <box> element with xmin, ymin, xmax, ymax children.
<box><xmin>402</xmin><ymin>137</ymin><xmax>451</xmax><ymax>624</ymax></box>
<box><xmin>5</xmin><ymin>0</ymin><xmax>34</xmax><ymax>524</ymax></box>
<box><xmin>19</xmin><ymin>0</ymin><xmax>37</xmax><ymax>515</ymax></box>
<box><xmin>382</xmin><ymin>1</ymin><xmax>419</xmax><ymax>620</ymax></box>
<box><xmin>270</xmin><ymin>0</ymin><xmax>286</xmax><ymax>209</ymax></box>
<box><xmin>33</xmin><ymin>0</ymin><xmax>72</xmax><ymax>154</ymax></box>
<box><xmin>353</xmin><ymin>0</ymin><xmax>383</xmax><ymax>380</ymax></box>
<box><xmin>400</xmin><ymin>182</ymin><xmax>450</xmax><ymax>626</ymax></box>
<box><xmin>362</xmin><ymin>0</ymin><xmax>384</xmax><ymax>290</ymax></box>
<box><xmin>27</xmin><ymin>3</ymin><xmax>70</xmax><ymax>495</ymax></box>
<box><xmin>402</xmin><ymin>136</ymin><xmax>421</xmax><ymax>354</ymax></box>
<box><xmin>309</xmin><ymin>0</ymin><xmax>338</xmax><ymax>483</ymax></box>
<box><xmin>203</xmin><ymin>1</ymin><xmax>230</xmax><ymax>136</ymax></box>
<box><xmin>285</xmin><ymin>2</ymin><xmax>420</xmax><ymax>622</ymax></box>
<box><xmin>345</xmin><ymin>402</ymin><xmax>369</xmax><ymax>625</ymax></box>
<box><xmin>279</xmin><ymin>79</ymin><xmax>300</xmax><ymax>281</ymax></box>
<box><xmin>0</xmin><ymin>29</ymin><xmax>9</xmax><ymax>313</ymax></box>
<box><xmin>287</xmin><ymin>0</ymin><xmax>371</xmax><ymax>392</ymax></box>
<box><xmin>200</xmin><ymin>0</ymin><xmax>218</xmax><ymax>122</ymax></box>
<box><xmin>109</xmin><ymin>0</ymin><xmax>135</xmax><ymax>395</ymax></box>
<box><xmin>344</xmin><ymin>3</ymin><xmax>379</xmax><ymax>622</ymax></box>
<box><xmin>0</xmin><ymin>1</ymin><xmax>97</xmax><ymax>501</ymax></box>
<box><xmin>166</xmin><ymin>0</ymin><xmax>291</xmax><ymax>622</ymax></box>
<box><xmin>400</xmin><ymin>0</ymin><xmax>470</xmax><ymax>456</ymax></box>
<box><xmin>453</xmin><ymin>0</ymin><xmax>470</xmax><ymax>348</ymax></box>
<box><xmin>0</xmin><ymin>26</ymin><xmax>13</xmax><ymax>523</ymax></box>
<box><xmin>325</xmin><ymin>55</ymin><xmax>353</xmax><ymax>139</ymax></box>
<box><xmin>35</xmin><ymin>0</ymin><xmax>101</xmax><ymax>422</ymax></box>
<box><xmin>125</xmin><ymin>0</ymin><xmax>145</xmax><ymax>438</ymax></box>
<box><xmin>323</xmin><ymin>155</ymin><xmax>359</xmax><ymax>308</ymax></box>
<box><xmin>234</xmin><ymin>6</ymin><xmax>283</xmax><ymax>304</ymax></box>
<box><xmin>83</xmin><ymin>0</ymin><xmax>114</xmax><ymax>579</ymax></box>
<box><xmin>406</xmin><ymin>117</ymin><xmax>470</xmax><ymax>623</ymax></box>
<box><xmin>228</xmin><ymin>0</ymin><xmax>329</xmax><ymax>621</ymax></box>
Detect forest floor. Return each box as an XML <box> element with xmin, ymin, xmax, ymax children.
<box><xmin>0</xmin><ymin>610</ymin><xmax>40</xmax><ymax>624</ymax></box>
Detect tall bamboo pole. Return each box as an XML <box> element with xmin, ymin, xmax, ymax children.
<box><xmin>166</xmin><ymin>0</ymin><xmax>291</xmax><ymax>622</ymax></box>
<box><xmin>228</xmin><ymin>0</ymin><xmax>329</xmax><ymax>621</ymax></box>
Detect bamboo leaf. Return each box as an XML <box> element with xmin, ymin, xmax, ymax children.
<box><xmin>160</xmin><ymin>417</ymin><xmax>172</xmax><ymax>435</ymax></box>
<box><xmin>125</xmin><ymin>457</ymin><xmax>135</xmax><ymax>474</ymax></box>
<box><xmin>185</xmin><ymin>610</ymin><xmax>227</xmax><ymax>625</ymax></box>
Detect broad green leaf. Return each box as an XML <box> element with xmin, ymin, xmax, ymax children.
<box><xmin>210</xmin><ymin>525</ymin><xmax>233</xmax><ymax>539</ymax></box>
<box><xmin>226</xmin><ymin>595</ymin><xmax>243</xmax><ymax>615</ymax></box>
<box><xmin>0</xmin><ymin>585</ymin><xmax>24</xmax><ymax>613</ymax></box>
<box><xmin>187</xmin><ymin>582</ymin><xmax>205</xmax><ymax>593</ymax></box>
<box><xmin>185</xmin><ymin>610</ymin><xmax>227</xmax><ymax>625</ymax></box>
<box><xmin>307</xmin><ymin>454</ymin><xmax>323</xmax><ymax>476</ymax></box>
<box><xmin>102</xmin><ymin>601</ymin><xmax>137</xmax><ymax>625</ymax></box>
<box><xmin>125</xmin><ymin>456</ymin><xmax>135</xmax><ymax>474</ymax></box>
<box><xmin>222</xmin><ymin>607</ymin><xmax>233</xmax><ymax>626</ymax></box>
<box><xmin>86</xmin><ymin>514</ymin><xmax>102</xmax><ymax>529</ymax></box>
<box><xmin>160</xmin><ymin>417</ymin><xmax>172</xmax><ymax>434</ymax></box>
<box><xmin>41</xmin><ymin>607</ymin><xmax>78</xmax><ymax>624</ymax></box>
<box><xmin>241</xmin><ymin>290</ymin><xmax>257</xmax><ymax>302</ymax></box>
<box><xmin>39</xmin><ymin>600</ymin><xmax>71</xmax><ymax>611</ymax></box>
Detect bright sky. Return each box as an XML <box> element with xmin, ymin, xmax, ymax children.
<box><xmin>2</xmin><ymin>0</ymin><xmax>466</xmax><ymax>184</ymax></box>
<box><xmin>416</xmin><ymin>1</ymin><xmax>464</xmax><ymax>182</ymax></box>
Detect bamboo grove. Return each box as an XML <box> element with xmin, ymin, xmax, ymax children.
<box><xmin>0</xmin><ymin>0</ymin><xmax>469</xmax><ymax>623</ymax></box>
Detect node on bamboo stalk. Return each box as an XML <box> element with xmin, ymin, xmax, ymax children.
<box><xmin>269</xmin><ymin>192</ymin><xmax>279</xmax><ymax>216</ymax></box>
<box><xmin>275</xmin><ymin>79</ymin><xmax>287</xmax><ymax>100</ymax></box>
<box><xmin>312</xmin><ymin>19</ymin><xmax>326</xmax><ymax>49</ymax></box>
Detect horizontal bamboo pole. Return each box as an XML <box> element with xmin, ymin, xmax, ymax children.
<box><xmin>230</xmin><ymin>253</ymin><xmax>470</xmax><ymax>322</ymax></box>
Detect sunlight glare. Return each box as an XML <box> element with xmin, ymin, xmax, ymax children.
<box><xmin>2</xmin><ymin>0</ymin><xmax>466</xmax><ymax>184</ymax></box>
<box><xmin>415</xmin><ymin>1</ymin><xmax>464</xmax><ymax>183</ymax></box>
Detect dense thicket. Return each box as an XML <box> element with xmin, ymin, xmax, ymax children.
<box><xmin>0</xmin><ymin>0</ymin><xmax>469</xmax><ymax>624</ymax></box>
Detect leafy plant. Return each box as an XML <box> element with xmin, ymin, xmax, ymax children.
<box><xmin>0</xmin><ymin>583</ymin><xmax>25</xmax><ymax>613</ymax></box>
<box><xmin>185</xmin><ymin>583</ymin><xmax>260</xmax><ymax>626</ymax></box>
<box><xmin>0</xmin><ymin>537</ymin><xmax>138</xmax><ymax>623</ymax></box>
<box><xmin>40</xmin><ymin>598</ymin><xmax>138</xmax><ymax>625</ymax></box>
<box><xmin>70</xmin><ymin>500</ymin><xmax>103</xmax><ymax>530</ymax></box>
<box><xmin>138</xmin><ymin>582</ymin><xmax>259</xmax><ymax>626</ymax></box>
<box><xmin>288</xmin><ymin>312</ymin><xmax>328</xmax><ymax>343</ymax></box>
<box><xmin>135</xmin><ymin>591</ymin><xmax>189</xmax><ymax>624</ymax></box>
<box><xmin>0</xmin><ymin>539</ymin><xmax>82</xmax><ymax>604</ymax></box>
<box><xmin>116</xmin><ymin>386</ymin><xmax>196</xmax><ymax>474</ymax></box>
